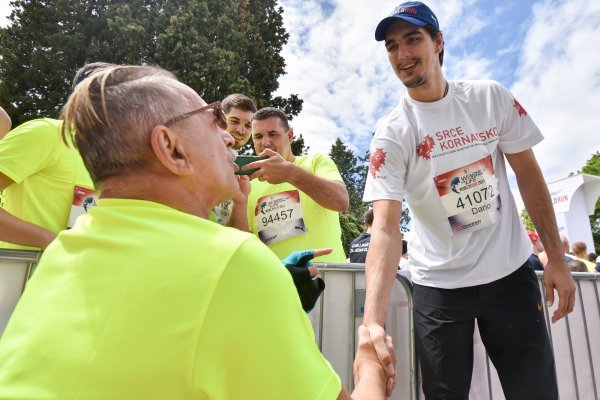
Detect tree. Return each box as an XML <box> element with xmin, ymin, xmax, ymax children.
<box><xmin>329</xmin><ymin>138</ymin><xmax>366</xmax><ymax>217</ymax></box>
<box><xmin>328</xmin><ymin>138</ymin><xmax>414</xmax><ymax>254</ymax></box>
<box><xmin>0</xmin><ymin>0</ymin><xmax>301</xmax><ymax>125</ymax></box>
<box><xmin>579</xmin><ymin>151</ymin><xmax>600</xmax><ymax>251</ymax></box>
<box><xmin>328</xmin><ymin>139</ymin><xmax>366</xmax><ymax>254</ymax></box>
<box><xmin>520</xmin><ymin>208</ymin><xmax>535</xmax><ymax>232</ymax></box>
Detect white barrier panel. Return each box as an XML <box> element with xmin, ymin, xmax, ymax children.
<box><xmin>309</xmin><ymin>264</ymin><xmax>416</xmax><ymax>400</ymax></box>
<box><xmin>0</xmin><ymin>250</ymin><xmax>40</xmax><ymax>335</ymax></box>
<box><xmin>313</xmin><ymin>264</ymin><xmax>599</xmax><ymax>400</ymax></box>
<box><xmin>469</xmin><ymin>271</ymin><xmax>600</xmax><ymax>400</ymax></box>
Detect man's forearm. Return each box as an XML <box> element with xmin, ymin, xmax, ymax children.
<box><xmin>0</xmin><ymin>208</ymin><xmax>56</xmax><ymax>248</ymax></box>
<box><xmin>228</xmin><ymin>201</ymin><xmax>249</xmax><ymax>231</ymax></box>
<box><xmin>287</xmin><ymin>165</ymin><xmax>349</xmax><ymax>212</ymax></box>
<box><xmin>363</xmin><ymin>227</ymin><xmax>402</xmax><ymax>325</ymax></box>
<box><xmin>364</xmin><ymin>200</ymin><xmax>403</xmax><ymax>325</ymax></box>
<box><xmin>508</xmin><ymin>150</ymin><xmax>563</xmax><ymax>261</ymax></box>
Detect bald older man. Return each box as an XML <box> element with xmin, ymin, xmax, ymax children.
<box><xmin>0</xmin><ymin>65</ymin><xmax>388</xmax><ymax>400</ymax></box>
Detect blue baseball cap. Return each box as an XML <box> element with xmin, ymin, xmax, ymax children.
<box><xmin>375</xmin><ymin>1</ymin><xmax>440</xmax><ymax>41</ymax></box>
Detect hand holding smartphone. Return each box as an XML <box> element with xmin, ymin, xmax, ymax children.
<box><xmin>234</xmin><ymin>156</ymin><xmax>265</xmax><ymax>175</ymax></box>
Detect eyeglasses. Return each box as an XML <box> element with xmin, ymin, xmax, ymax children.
<box><xmin>164</xmin><ymin>101</ymin><xmax>228</xmax><ymax>130</ymax></box>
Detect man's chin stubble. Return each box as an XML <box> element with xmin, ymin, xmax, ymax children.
<box><xmin>403</xmin><ymin>76</ymin><xmax>426</xmax><ymax>88</ymax></box>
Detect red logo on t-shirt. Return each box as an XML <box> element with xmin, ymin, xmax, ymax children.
<box><xmin>369</xmin><ymin>147</ymin><xmax>387</xmax><ymax>178</ymax></box>
<box><xmin>416</xmin><ymin>135</ymin><xmax>435</xmax><ymax>160</ymax></box>
<box><xmin>513</xmin><ymin>99</ymin><xmax>527</xmax><ymax>117</ymax></box>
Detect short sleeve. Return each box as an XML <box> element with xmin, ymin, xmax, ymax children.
<box><xmin>0</xmin><ymin>119</ymin><xmax>61</xmax><ymax>183</ymax></box>
<box><xmin>312</xmin><ymin>154</ymin><xmax>344</xmax><ymax>182</ymax></box>
<box><xmin>362</xmin><ymin>132</ymin><xmax>407</xmax><ymax>202</ymax></box>
<box><xmin>193</xmin><ymin>237</ymin><xmax>341</xmax><ymax>400</ymax></box>
<box><xmin>495</xmin><ymin>84</ymin><xmax>544</xmax><ymax>154</ymax></box>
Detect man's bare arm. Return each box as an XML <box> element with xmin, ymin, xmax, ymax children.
<box><xmin>505</xmin><ymin>149</ymin><xmax>575</xmax><ymax>322</ymax></box>
<box><xmin>287</xmin><ymin>168</ymin><xmax>349</xmax><ymax>212</ymax></box>
<box><xmin>336</xmin><ymin>326</ymin><xmax>390</xmax><ymax>400</ymax></box>
<box><xmin>228</xmin><ymin>175</ymin><xmax>250</xmax><ymax>231</ymax></box>
<box><xmin>0</xmin><ymin>106</ymin><xmax>11</xmax><ymax>139</ymax></box>
<box><xmin>363</xmin><ymin>200</ymin><xmax>403</xmax><ymax>325</ymax></box>
<box><xmin>361</xmin><ymin>199</ymin><xmax>403</xmax><ymax>385</ymax></box>
<box><xmin>248</xmin><ymin>148</ymin><xmax>349</xmax><ymax>212</ymax></box>
<box><xmin>0</xmin><ymin>172</ymin><xmax>56</xmax><ymax>248</ymax></box>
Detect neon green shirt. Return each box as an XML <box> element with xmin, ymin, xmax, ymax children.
<box><xmin>246</xmin><ymin>154</ymin><xmax>345</xmax><ymax>262</ymax></box>
<box><xmin>0</xmin><ymin>118</ymin><xmax>93</xmax><ymax>250</ymax></box>
<box><xmin>0</xmin><ymin>199</ymin><xmax>340</xmax><ymax>399</ymax></box>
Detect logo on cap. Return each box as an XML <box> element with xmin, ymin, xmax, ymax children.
<box><xmin>393</xmin><ymin>6</ymin><xmax>418</xmax><ymax>15</ymax></box>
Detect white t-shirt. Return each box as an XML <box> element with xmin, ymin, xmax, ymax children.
<box><xmin>364</xmin><ymin>80</ymin><xmax>542</xmax><ymax>289</ymax></box>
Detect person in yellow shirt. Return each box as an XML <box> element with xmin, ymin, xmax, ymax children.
<box><xmin>0</xmin><ymin>63</ymin><xmax>112</xmax><ymax>250</ymax></box>
<box><xmin>0</xmin><ymin>65</ymin><xmax>391</xmax><ymax>399</ymax></box>
<box><xmin>211</xmin><ymin>93</ymin><xmax>256</xmax><ymax>226</ymax></box>
<box><xmin>0</xmin><ymin>106</ymin><xmax>10</xmax><ymax>139</ymax></box>
<box><xmin>572</xmin><ymin>241</ymin><xmax>596</xmax><ymax>272</ymax></box>
<box><xmin>237</xmin><ymin>107</ymin><xmax>349</xmax><ymax>262</ymax></box>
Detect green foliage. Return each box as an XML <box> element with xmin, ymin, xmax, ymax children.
<box><xmin>520</xmin><ymin>208</ymin><xmax>535</xmax><ymax>231</ymax></box>
<box><xmin>329</xmin><ymin>138</ymin><xmax>367</xmax><ymax>218</ymax></box>
<box><xmin>580</xmin><ymin>151</ymin><xmax>600</xmax><ymax>251</ymax></box>
<box><xmin>0</xmin><ymin>0</ymin><xmax>301</xmax><ymax>124</ymax></box>
<box><xmin>339</xmin><ymin>212</ymin><xmax>362</xmax><ymax>258</ymax></box>
<box><xmin>329</xmin><ymin>138</ymin><xmax>411</xmax><ymax>255</ymax></box>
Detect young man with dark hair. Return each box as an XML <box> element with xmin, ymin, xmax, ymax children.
<box><xmin>237</xmin><ymin>107</ymin><xmax>349</xmax><ymax>263</ymax></box>
<box><xmin>211</xmin><ymin>93</ymin><xmax>257</xmax><ymax>226</ymax></box>
<box><xmin>0</xmin><ymin>63</ymin><xmax>109</xmax><ymax>250</ymax></box>
<box><xmin>358</xmin><ymin>2</ymin><xmax>576</xmax><ymax>398</ymax></box>
<box><xmin>221</xmin><ymin>93</ymin><xmax>257</xmax><ymax>151</ymax></box>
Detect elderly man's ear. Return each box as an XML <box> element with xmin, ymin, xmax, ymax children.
<box><xmin>150</xmin><ymin>125</ymin><xmax>194</xmax><ymax>176</ymax></box>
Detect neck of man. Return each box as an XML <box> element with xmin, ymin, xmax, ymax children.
<box><xmin>282</xmin><ymin>146</ymin><xmax>296</xmax><ymax>163</ymax></box>
<box><xmin>407</xmin><ymin>72</ymin><xmax>447</xmax><ymax>103</ymax></box>
<box><xmin>99</xmin><ymin>173</ymin><xmax>217</xmax><ymax>219</ymax></box>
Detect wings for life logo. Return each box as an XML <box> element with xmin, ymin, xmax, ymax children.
<box><xmin>416</xmin><ymin>134</ymin><xmax>435</xmax><ymax>160</ymax></box>
<box><xmin>369</xmin><ymin>147</ymin><xmax>387</xmax><ymax>178</ymax></box>
<box><xmin>513</xmin><ymin>99</ymin><xmax>527</xmax><ymax>117</ymax></box>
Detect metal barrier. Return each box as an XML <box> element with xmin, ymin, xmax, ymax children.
<box><xmin>470</xmin><ymin>271</ymin><xmax>600</xmax><ymax>400</ymax></box>
<box><xmin>309</xmin><ymin>263</ymin><xmax>417</xmax><ymax>400</ymax></box>
<box><xmin>0</xmin><ymin>249</ymin><xmax>40</xmax><ymax>334</ymax></box>
<box><xmin>313</xmin><ymin>264</ymin><xmax>600</xmax><ymax>400</ymax></box>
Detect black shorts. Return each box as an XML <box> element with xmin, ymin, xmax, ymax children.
<box><xmin>413</xmin><ymin>263</ymin><xmax>557</xmax><ymax>400</ymax></box>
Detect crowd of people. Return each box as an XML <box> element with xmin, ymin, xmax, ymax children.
<box><xmin>0</xmin><ymin>1</ymin><xmax>589</xmax><ymax>399</ymax></box>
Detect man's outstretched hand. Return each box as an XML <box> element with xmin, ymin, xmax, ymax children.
<box><xmin>353</xmin><ymin>324</ymin><xmax>396</xmax><ymax>398</ymax></box>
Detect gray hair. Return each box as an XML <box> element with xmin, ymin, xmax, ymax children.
<box><xmin>62</xmin><ymin>65</ymin><xmax>194</xmax><ymax>185</ymax></box>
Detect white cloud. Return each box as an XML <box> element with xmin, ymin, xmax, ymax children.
<box><xmin>508</xmin><ymin>0</ymin><xmax>600</xmax><ymax>210</ymax></box>
<box><xmin>0</xmin><ymin>2</ymin><xmax>11</xmax><ymax>28</ymax></box>
<box><xmin>276</xmin><ymin>0</ymin><xmax>492</xmax><ymax>154</ymax></box>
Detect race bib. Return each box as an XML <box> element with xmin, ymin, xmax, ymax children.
<box><xmin>254</xmin><ymin>190</ymin><xmax>307</xmax><ymax>245</ymax></box>
<box><xmin>68</xmin><ymin>185</ymin><xmax>98</xmax><ymax>228</ymax></box>
<box><xmin>212</xmin><ymin>199</ymin><xmax>233</xmax><ymax>226</ymax></box>
<box><xmin>434</xmin><ymin>156</ymin><xmax>501</xmax><ymax>235</ymax></box>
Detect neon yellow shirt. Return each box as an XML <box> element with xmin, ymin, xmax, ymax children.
<box><xmin>0</xmin><ymin>199</ymin><xmax>340</xmax><ymax>399</ymax></box>
<box><xmin>0</xmin><ymin>118</ymin><xmax>93</xmax><ymax>250</ymax></box>
<box><xmin>246</xmin><ymin>154</ymin><xmax>345</xmax><ymax>262</ymax></box>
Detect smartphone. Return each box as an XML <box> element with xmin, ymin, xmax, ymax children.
<box><xmin>234</xmin><ymin>156</ymin><xmax>264</xmax><ymax>175</ymax></box>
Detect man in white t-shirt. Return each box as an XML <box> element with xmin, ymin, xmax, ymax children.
<box><xmin>357</xmin><ymin>2</ymin><xmax>576</xmax><ymax>398</ymax></box>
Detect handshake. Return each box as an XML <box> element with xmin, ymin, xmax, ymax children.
<box><xmin>281</xmin><ymin>249</ymin><xmax>396</xmax><ymax>398</ymax></box>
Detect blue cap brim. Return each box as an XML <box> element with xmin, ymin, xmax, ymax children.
<box><xmin>375</xmin><ymin>15</ymin><xmax>429</xmax><ymax>41</ymax></box>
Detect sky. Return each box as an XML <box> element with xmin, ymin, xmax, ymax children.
<box><xmin>273</xmin><ymin>0</ymin><xmax>600</xmax><ymax>210</ymax></box>
<box><xmin>1</xmin><ymin>0</ymin><xmax>599</xmax><ymax>209</ymax></box>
